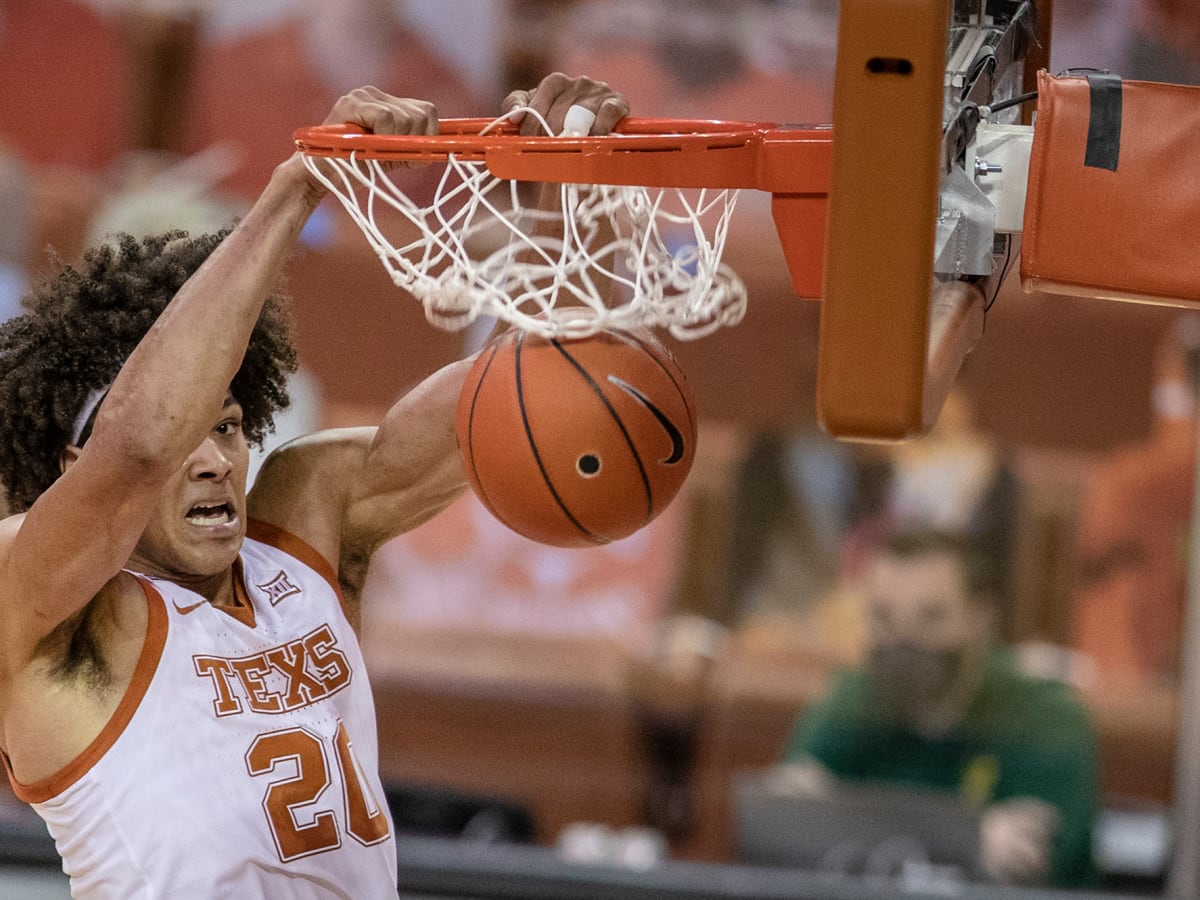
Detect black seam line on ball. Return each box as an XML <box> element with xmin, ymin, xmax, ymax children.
<box><xmin>466</xmin><ymin>338</ymin><xmax>504</xmax><ymax>514</ymax></box>
<box><xmin>550</xmin><ymin>338</ymin><xmax>653</xmax><ymax>520</ymax></box>
<box><xmin>517</xmin><ymin>334</ymin><xmax>604</xmax><ymax>542</ymax></box>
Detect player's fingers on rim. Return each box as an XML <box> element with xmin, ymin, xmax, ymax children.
<box><xmin>502</xmin><ymin>88</ymin><xmax>533</xmax><ymax>126</ymax></box>
<box><xmin>592</xmin><ymin>95</ymin><xmax>630</xmax><ymax>136</ymax></box>
<box><xmin>522</xmin><ymin>72</ymin><xmax>602</xmax><ymax>135</ymax></box>
<box><xmin>550</xmin><ymin>82</ymin><xmax>627</xmax><ymax>136</ymax></box>
<box><xmin>512</xmin><ymin>74</ymin><xmax>556</xmax><ymax>134</ymax></box>
<box><xmin>537</xmin><ymin>94</ymin><xmax>604</xmax><ymax>137</ymax></box>
<box><xmin>324</xmin><ymin>87</ymin><xmax>439</xmax><ymax>135</ymax></box>
<box><xmin>323</xmin><ymin>85</ymin><xmax>388</xmax><ymax>125</ymax></box>
<box><xmin>335</xmin><ymin>91</ymin><xmax>438</xmax><ymax>169</ymax></box>
<box><xmin>368</xmin><ymin>95</ymin><xmax>437</xmax><ymax>168</ymax></box>
<box><xmin>370</xmin><ymin>98</ymin><xmax>439</xmax><ymax>136</ymax></box>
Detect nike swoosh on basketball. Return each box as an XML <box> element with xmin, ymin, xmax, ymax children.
<box><xmin>173</xmin><ymin>598</ymin><xmax>208</xmax><ymax>615</ymax></box>
<box><xmin>608</xmin><ymin>376</ymin><xmax>687</xmax><ymax>464</ymax></box>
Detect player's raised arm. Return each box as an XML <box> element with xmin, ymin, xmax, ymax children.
<box><xmin>0</xmin><ymin>88</ymin><xmax>439</xmax><ymax>661</ymax></box>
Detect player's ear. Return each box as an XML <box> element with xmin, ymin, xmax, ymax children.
<box><xmin>59</xmin><ymin>444</ymin><xmax>82</xmax><ymax>475</ymax></box>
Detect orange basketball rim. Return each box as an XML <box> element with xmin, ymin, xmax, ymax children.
<box><xmin>294</xmin><ymin>116</ymin><xmax>833</xmax><ymax>301</ymax></box>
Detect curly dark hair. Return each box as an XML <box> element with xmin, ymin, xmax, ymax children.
<box><xmin>0</xmin><ymin>230</ymin><xmax>297</xmax><ymax>512</ymax></box>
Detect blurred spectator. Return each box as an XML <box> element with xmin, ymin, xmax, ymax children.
<box><xmin>626</xmin><ymin>613</ymin><xmax>727</xmax><ymax>841</ymax></box>
<box><xmin>1071</xmin><ymin>315</ymin><xmax>1200</xmax><ymax>682</ymax></box>
<box><xmin>837</xmin><ymin>390</ymin><xmax>1020</xmax><ymax>636</ymax></box>
<box><xmin>880</xmin><ymin>391</ymin><xmax>1019</xmax><ymax>601</ymax></box>
<box><xmin>773</xmin><ymin>528</ymin><xmax>1099</xmax><ymax>888</ymax></box>
<box><xmin>723</xmin><ymin>427</ymin><xmax>874</xmax><ymax>662</ymax></box>
<box><xmin>0</xmin><ymin>1</ymin><xmax>488</xmax><ymax>199</ymax></box>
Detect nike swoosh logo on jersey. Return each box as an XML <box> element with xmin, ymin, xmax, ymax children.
<box><xmin>173</xmin><ymin>598</ymin><xmax>208</xmax><ymax>615</ymax></box>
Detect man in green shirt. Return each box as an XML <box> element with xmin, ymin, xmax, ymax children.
<box><xmin>775</xmin><ymin>528</ymin><xmax>1099</xmax><ymax>888</ymax></box>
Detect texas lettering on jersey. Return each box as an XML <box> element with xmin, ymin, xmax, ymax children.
<box><xmin>193</xmin><ymin>624</ymin><xmax>353</xmax><ymax>717</ymax></box>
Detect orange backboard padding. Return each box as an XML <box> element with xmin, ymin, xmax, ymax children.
<box><xmin>816</xmin><ymin>0</ymin><xmax>949</xmax><ymax>441</ymax></box>
<box><xmin>1021</xmin><ymin>71</ymin><xmax>1200</xmax><ymax>308</ymax></box>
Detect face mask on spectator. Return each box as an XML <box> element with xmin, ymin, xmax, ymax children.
<box><xmin>867</xmin><ymin>641</ymin><xmax>967</xmax><ymax>715</ymax></box>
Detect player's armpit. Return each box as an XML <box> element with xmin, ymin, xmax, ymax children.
<box><xmin>0</xmin><ymin>461</ymin><xmax>161</xmax><ymax>667</ymax></box>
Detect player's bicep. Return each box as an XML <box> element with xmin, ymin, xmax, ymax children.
<box><xmin>342</xmin><ymin>444</ymin><xmax>468</xmax><ymax>556</ymax></box>
<box><xmin>249</xmin><ymin>359</ymin><xmax>471</xmax><ymax>571</ymax></box>
<box><xmin>341</xmin><ymin>360</ymin><xmax>472</xmax><ymax>551</ymax></box>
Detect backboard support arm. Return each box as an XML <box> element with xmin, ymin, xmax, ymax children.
<box><xmin>817</xmin><ymin>0</ymin><xmax>1037</xmax><ymax>441</ymax></box>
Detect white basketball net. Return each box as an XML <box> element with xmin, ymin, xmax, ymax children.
<box><xmin>300</xmin><ymin>113</ymin><xmax>747</xmax><ymax>340</ymax></box>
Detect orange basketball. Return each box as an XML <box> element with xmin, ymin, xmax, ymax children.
<box><xmin>456</xmin><ymin>329</ymin><xmax>698</xmax><ymax>548</ymax></box>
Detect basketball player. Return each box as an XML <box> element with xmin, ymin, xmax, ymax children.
<box><xmin>0</xmin><ymin>73</ymin><xmax>629</xmax><ymax>896</ymax></box>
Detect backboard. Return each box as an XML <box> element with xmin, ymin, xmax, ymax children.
<box><xmin>818</xmin><ymin>0</ymin><xmax>1039</xmax><ymax>440</ymax></box>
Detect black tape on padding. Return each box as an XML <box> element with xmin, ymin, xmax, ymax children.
<box><xmin>1084</xmin><ymin>73</ymin><xmax>1122</xmax><ymax>171</ymax></box>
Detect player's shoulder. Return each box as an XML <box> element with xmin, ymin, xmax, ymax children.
<box><xmin>246</xmin><ymin>428</ymin><xmax>377</xmax><ymax>566</ymax></box>
<box><xmin>256</xmin><ymin>427</ymin><xmax>376</xmax><ymax>480</ymax></box>
<box><xmin>0</xmin><ymin>512</ymin><xmax>27</xmax><ymax>593</ymax></box>
<box><xmin>249</xmin><ymin>428</ymin><xmax>376</xmax><ymax>510</ymax></box>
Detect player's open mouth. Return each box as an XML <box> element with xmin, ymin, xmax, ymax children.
<box><xmin>186</xmin><ymin>503</ymin><xmax>235</xmax><ymax>527</ymax></box>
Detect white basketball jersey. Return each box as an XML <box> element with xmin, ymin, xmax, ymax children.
<box><xmin>9</xmin><ymin>521</ymin><xmax>397</xmax><ymax>899</ymax></box>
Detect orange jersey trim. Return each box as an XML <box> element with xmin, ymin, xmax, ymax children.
<box><xmin>6</xmin><ymin>578</ymin><xmax>169</xmax><ymax>804</ymax></box>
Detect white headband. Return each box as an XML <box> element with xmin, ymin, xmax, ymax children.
<box><xmin>70</xmin><ymin>383</ymin><xmax>112</xmax><ymax>446</ymax></box>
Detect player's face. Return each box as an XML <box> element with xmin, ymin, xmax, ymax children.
<box><xmin>128</xmin><ymin>396</ymin><xmax>249</xmax><ymax>584</ymax></box>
